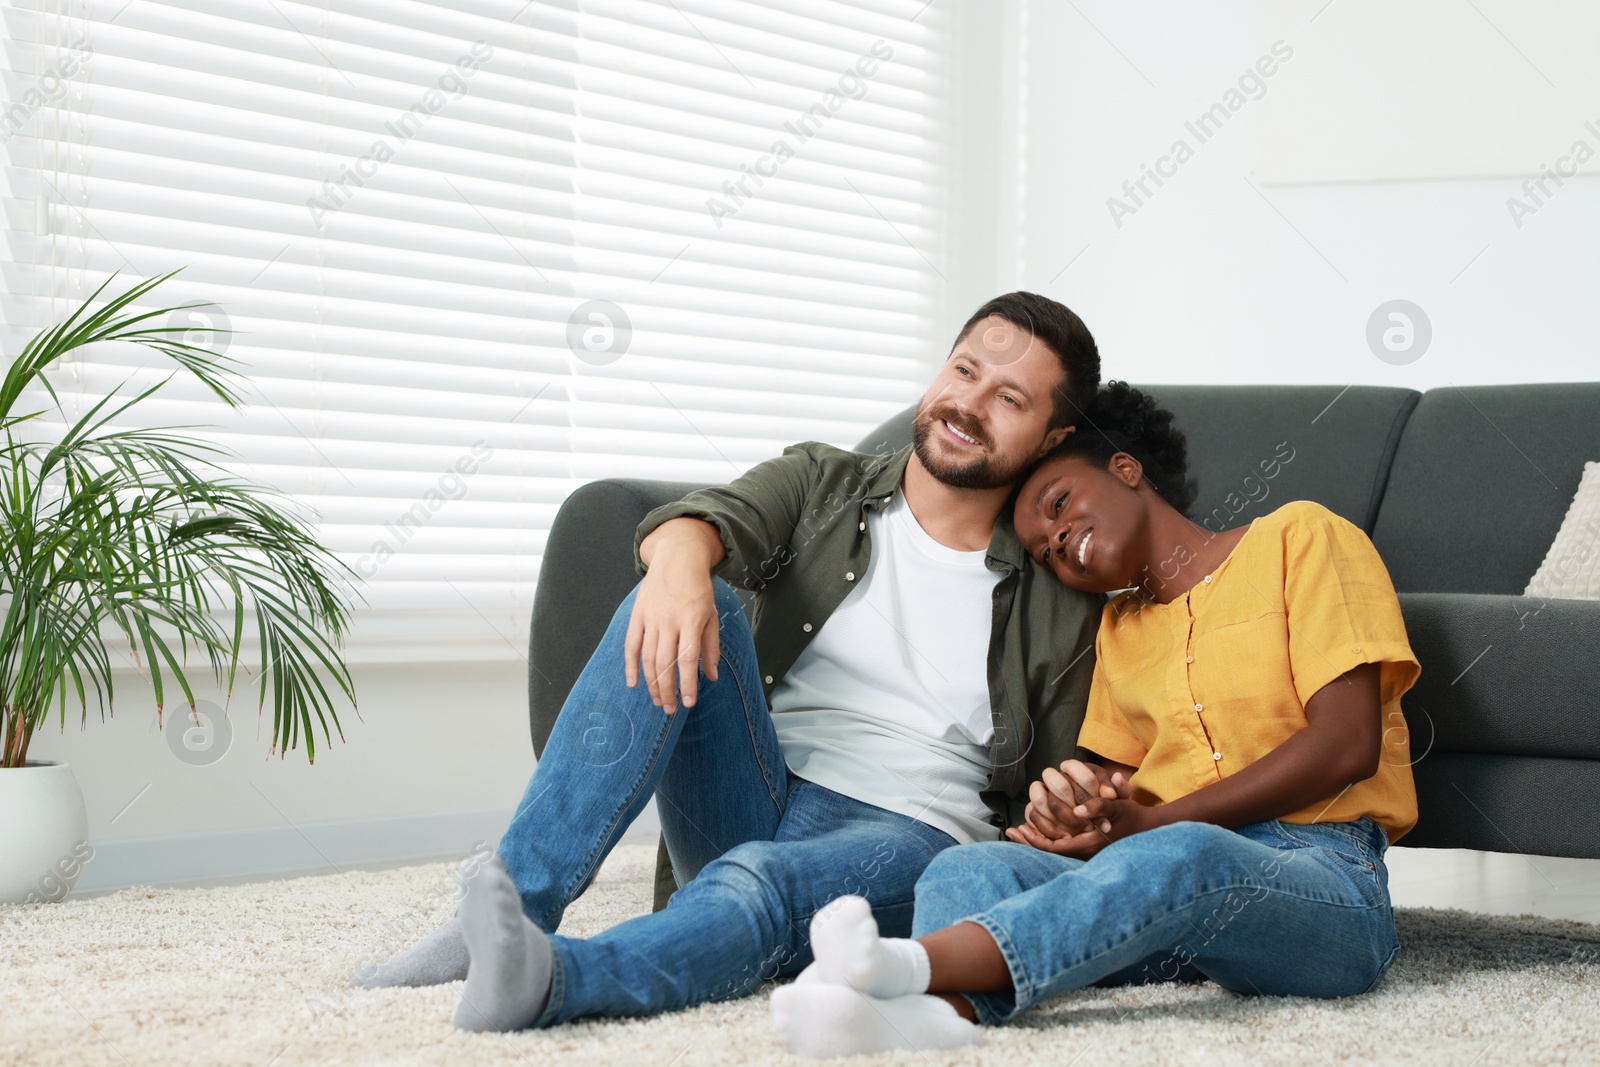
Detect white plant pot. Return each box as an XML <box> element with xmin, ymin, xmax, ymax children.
<box><xmin>0</xmin><ymin>761</ymin><xmax>91</xmax><ymax>904</ymax></box>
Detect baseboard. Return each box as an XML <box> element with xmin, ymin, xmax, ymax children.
<box><xmin>71</xmin><ymin>808</ymin><xmax>515</xmax><ymax>895</ymax></box>
<box><xmin>71</xmin><ymin>801</ymin><xmax>665</xmax><ymax>896</ymax></box>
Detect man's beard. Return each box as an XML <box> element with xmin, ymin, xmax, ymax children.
<box><xmin>910</xmin><ymin>404</ymin><xmax>1035</xmax><ymax>490</ymax></box>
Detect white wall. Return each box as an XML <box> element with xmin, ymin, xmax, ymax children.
<box><xmin>31</xmin><ymin>661</ymin><xmax>540</xmax><ymax>892</ymax></box>
<box><xmin>947</xmin><ymin>0</ymin><xmax>1599</xmax><ymax>390</ymax></box>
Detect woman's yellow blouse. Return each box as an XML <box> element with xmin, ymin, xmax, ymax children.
<box><xmin>1077</xmin><ymin>500</ymin><xmax>1421</xmax><ymax>843</ymax></box>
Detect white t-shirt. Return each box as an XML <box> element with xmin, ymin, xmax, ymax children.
<box><xmin>768</xmin><ymin>488</ymin><xmax>1003</xmax><ymax>844</ymax></box>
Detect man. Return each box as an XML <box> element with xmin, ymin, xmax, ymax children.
<box><xmin>352</xmin><ymin>291</ymin><xmax>1106</xmax><ymax>1031</ymax></box>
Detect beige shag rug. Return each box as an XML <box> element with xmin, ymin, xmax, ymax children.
<box><xmin>4</xmin><ymin>844</ymin><xmax>1598</xmax><ymax>1066</ymax></box>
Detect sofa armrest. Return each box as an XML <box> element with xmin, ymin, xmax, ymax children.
<box><xmin>1398</xmin><ymin>593</ymin><xmax>1600</xmax><ymax>857</ymax></box>
<box><xmin>1398</xmin><ymin>593</ymin><xmax>1600</xmax><ymax>762</ymax></box>
<box><xmin>528</xmin><ymin>478</ymin><xmax>714</xmax><ymax>756</ymax></box>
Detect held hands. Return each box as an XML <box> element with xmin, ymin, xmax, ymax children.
<box><xmin>1005</xmin><ymin>759</ymin><xmax>1162</xmax><ymax>859</ymax></box>
<box><xmin>1012</xmin><ymin>759</ymin><xmax>1126</xmax><ymax>839</ymax></box>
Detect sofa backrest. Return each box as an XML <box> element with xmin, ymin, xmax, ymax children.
<box><xmin>855</xmin><ymin>385</ymin><xmax>1421</xmax><ymax>535</ymax></box>
<box><xmin>1135</xmin><ymin>385</ymin><xmax>1419</xmax><ymax>534</ymax></box>
<box><xmin>1371</xmin><ymin>383</ymin><xmax>1600</xmax><ymax>594</ymax></box>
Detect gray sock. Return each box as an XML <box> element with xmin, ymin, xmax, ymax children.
<box><xmin>452</xmin><ymin>855</ymin><xmax>553</xmax><ymax>1032</ymax></box>
<box><xmin>349</xmin><ymin>915</ymin><xmax>469</xmax><ymax>988</ymax></box>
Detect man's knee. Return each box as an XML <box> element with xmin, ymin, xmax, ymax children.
<box><xmin>675</xmin><ymin>842</ymin><xmax>800</xmax><ymax>976</ymax></box>
<box><xmin>679</xmin><ymin>841</ymin><xmax>789</xmax><ymax>917</ymax></box>
<box><xmin>710</xmin><ymin>578</ymin><xmax>749</xmax><ymax>633</ymax></box>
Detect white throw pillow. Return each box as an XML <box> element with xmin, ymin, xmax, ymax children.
<box><xmin>1525</xmin><ymin>460</ymin><xmax>1600</xmax><ymax>600</ymax></box>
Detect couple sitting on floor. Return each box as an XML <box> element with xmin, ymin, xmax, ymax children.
<box><xmin>351</xmin><ymin>291</ymin><xmax>1418</xmax><ymax>1058</ymax></box>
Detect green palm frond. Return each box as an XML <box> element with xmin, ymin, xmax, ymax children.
<box><xmin>0</xmin><ymin>270</ymin><xmax>360</xmax><ymax>769</ymax></box>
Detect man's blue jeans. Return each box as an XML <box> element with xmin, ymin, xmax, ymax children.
<box><xmin>914</xmin><ymin>818</ymin><xmax>1400</xmax><ymax>1024</ymax></box>
<box><xmin>496</xmin><ymin>579</ymin><xmax>956</xmax><ymax>1027</ymax></box>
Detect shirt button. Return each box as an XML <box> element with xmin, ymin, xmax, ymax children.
<box><xmin>802</xmin><ymin>623</ymin><xmax>813</xmax><ymax>632</ymax></box>
<box><xmin>1213</xmin><ymin>751</ymin><xmax>1223</xmax><ymax>761</ymax></box>
<box><xmin>1203</xmin><ymin>575</ymin><xmax>1212</xmax><ymax>583</ymax></box>
<box><xmin>858</xmin><ymin>521</ymin><xmax>866</xmax><ymax>531</ymax></box>
<box><xmin>845</xmin><ymin>572</ymin><xmax>855</xmax><ymax>581</ymax></box>
<box><xmin>1185</xmin><ymin>655</ymin><xmax>1194</xmax><ymax>663</ymax></box>
<box><xmin>1194</xmin><ymin>703</ymin><xmax>1203</xmax><ymax>712</ymax></box>
<box><xmin>764</xmin><ymin>675</ymin><xmax>773</xmax><ymax>684</ymax></box>
<box><xmin>1353</xmin><ymin>645</ymin><xmax>1362</xmax><ymax>653</ymax></box>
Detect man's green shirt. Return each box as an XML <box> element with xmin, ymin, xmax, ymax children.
<box><xmin>634</xmin><ymin>442</ymin><xmax>1100</xmax><ymax>830</ymax></box>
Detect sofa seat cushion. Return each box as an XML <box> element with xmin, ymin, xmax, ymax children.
<box><xmin>1405</xmin><ymin>751</ymin><xmax>1600</xmax><ymax>857</ymax></box>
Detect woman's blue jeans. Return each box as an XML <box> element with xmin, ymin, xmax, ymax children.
<box><xmin>914</xmin><ymin>818</ymin><xmax>1401</xmax><ymax>1024</ymax></box>
<box><xmin>495</xmin><ymin>579</ymin><xmax>955</xmax><ymax>1027</ymax></box>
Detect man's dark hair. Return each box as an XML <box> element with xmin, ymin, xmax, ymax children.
<box><xmin>1041</xmin><ymin>380</ymin><xmax>1194</xmax><ymax>513</ymax></box>
<box><xmin>952</xmin><ymin>291</ymin><xmax>1101</xmax><ymax>431</ymax></box>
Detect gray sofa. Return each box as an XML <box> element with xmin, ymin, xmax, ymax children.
<box><xmin>528</xmin><ymin>383</ymin><xmax>1600</xmax><ymax>899</ymax></box>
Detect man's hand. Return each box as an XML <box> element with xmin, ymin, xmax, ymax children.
<box><xmin>627</xmin><ymin>518</ymin><xmax>726</xmax><ymax>714</ymax></box>
<box><xmin>1060</xmin><ymin>759</ymin><xmax>1132</xmax><ymax>812</ymax></box>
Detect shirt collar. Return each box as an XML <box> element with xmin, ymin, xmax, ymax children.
<box><xmin>986</xmin><ymin>507</ymin><xmax>1029</xmax><ymax>571</ymax></box>
<box><xmin>861</xmin><ymin>445</ymin><xmax>912</xmax><ymax>504</ymax></box>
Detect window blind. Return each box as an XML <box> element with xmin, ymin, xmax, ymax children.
<box><xmin>3</xmin><ymin>0</ymin><xmax>949</xmax><ymax>661</ymax></box>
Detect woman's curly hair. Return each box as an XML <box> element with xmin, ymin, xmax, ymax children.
<box><xmin>1037</xmin><ymin>380</ymin><xmax>1194</xmax><ymax>514</ymax></box>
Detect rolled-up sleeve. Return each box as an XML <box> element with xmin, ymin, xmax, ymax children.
<box><xmin>1076</xmin><ymin>647</ymin><xmax>1149</xmax><ymax>768</ymax></box>
<box><xmin>1282</xmin><ymin>508</ymin><xmax>1421</xmax><ymax>710</ymax></box>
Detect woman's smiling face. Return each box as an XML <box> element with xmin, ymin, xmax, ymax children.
<box><xmin>1014</xmin><ymin>452</ymin><xmax>1152</xmax><ymax>593</ymax></box>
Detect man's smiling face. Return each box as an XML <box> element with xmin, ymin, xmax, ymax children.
<box><xmin>911</xmin><ymin>315</ymin><xmax>1071</xmax><ymax>490</ymax></box>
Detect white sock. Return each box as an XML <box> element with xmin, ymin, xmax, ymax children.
<box><xmin>771</xmin><ymin>983</ymin><xmax>980</xmax><ymax>1059</ymax></box>
<box><xmin>800</xmin><ymin>895</ymin><xmax>930</xmax><ymax>997</ymax></box>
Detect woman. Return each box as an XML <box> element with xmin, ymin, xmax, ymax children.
<box><xmin>771</xmin><ymin>382</ymin><xmax>1420</xmax><ymax>1058</ymax></box>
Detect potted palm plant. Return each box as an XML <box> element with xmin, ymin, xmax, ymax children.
<box><xmin>0</xmin><ymin>271</ymin><xmax>358</xmax><ymax>904</ymax></box>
